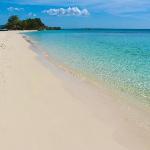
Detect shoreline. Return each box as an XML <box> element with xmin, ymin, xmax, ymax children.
<box><xmin>0</xmin><ymin>31</ymin><xmax>150</xmax><ymax>150</ymax></box>
<box><xmin>22</xmin><ymin>32</ymin><xmax>150</xmax><ymax>140</ymax></box>
<box><xmin>23</xmin><ymin>32</ymin><xmax>150</xmax><ymax>109</ymax></box>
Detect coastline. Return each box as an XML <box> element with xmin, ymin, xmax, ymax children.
<box><xmin>0</xmin><ymin>31</ymin><xmax>150</xmax><ymax>150</ymax></box>
<box><xmin>23</xmin><ymin>31</ymin><xmax>150</xmax><ymax>108</ymax></box>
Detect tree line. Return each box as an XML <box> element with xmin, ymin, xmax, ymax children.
<box><xmin>4</xmin><ymin>16</ymin><xmax>61</xmax><ymax>30</ymax></box>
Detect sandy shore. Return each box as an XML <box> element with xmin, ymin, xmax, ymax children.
<box><xmin>0</xmin><ymin>31</ymin><xmax>150</xmax><ymax>150</ymax></box>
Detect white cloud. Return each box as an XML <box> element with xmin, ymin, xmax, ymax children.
<box><xmin>7</xmin><ymin>7</ymin><xmax>24</xmax><ymax>12</ymax></box>
<box><xmin>42</xmin><ymin>7</ymin><xmax>90</xmax><ymax>16</ymax></box>
<box><xmin>28</xmin><ymin>12</ymin><xmax>37</xmax><ymax>17</ymax></box>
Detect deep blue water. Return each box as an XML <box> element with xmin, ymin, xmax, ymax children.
<box><xmin>25</xmin><ymin>29</ymin><xmax>150</xmax><ymax>103</ymax></box>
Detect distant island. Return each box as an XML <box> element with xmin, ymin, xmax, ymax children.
<box><xmin>1</xmin><ymin>16</ymin><xmax>61</xmax><ymax>31</ymax></box>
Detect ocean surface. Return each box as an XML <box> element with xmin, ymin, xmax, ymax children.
<box><xmin>25</xmin><ymin>29</ymin><xmax>150</xmax><ymax>104</ymax></box>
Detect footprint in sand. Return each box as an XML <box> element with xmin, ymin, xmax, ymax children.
<box><xmin>0</xmin><ymin>43</ymin><xmax>6</xmax><ymax>49</ymax></box>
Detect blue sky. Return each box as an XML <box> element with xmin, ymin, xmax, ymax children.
<box><xmin>1</xmin><ymin>0</ymin><xmax>150</xmax><ymax>28</ymax></box>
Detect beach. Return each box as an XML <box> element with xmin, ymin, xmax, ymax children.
<box><xmin>0</xmin><ymin>31</ymin><xmax>150</xmax><ymax>150</ymax></box>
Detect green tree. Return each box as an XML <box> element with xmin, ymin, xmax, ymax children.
<box><xmin>21</xmin><ymin>18</ymin><xmax>46</xmax><ymax>30</ymax></box>
<box><xmin>6</xmin><ymin>16</ymin><xmax>21</xmax><ymax>30</ymax></box>
<box><xmin>5</xmin><ymin>15</ymin><xmax>61</xmax><ymax>30</ymax></box>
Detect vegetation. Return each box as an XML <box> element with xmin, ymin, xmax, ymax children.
<box><xmin>5</xmin><ymin>15</ymin><xmax>61</xmax><ymax>30</ymax></box>
<box><xmin>21</xmin><ymin>18</ymin><xmax>46</xmax><ymax>30</ymax></box>
<box><xmin>45</xmin><ymin>27</ymin><xmax>61</xmax><ymax>30</ymax></box>
<box><xmin>6</xmin><ymin>16</ymin><xmax>22</xmax><ymax>30</ymax></box>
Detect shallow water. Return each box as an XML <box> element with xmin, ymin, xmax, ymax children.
<box><xmin>25</xmin><ymin>29</ymin><xmax>150</xmax><ymax>104</ymax></box>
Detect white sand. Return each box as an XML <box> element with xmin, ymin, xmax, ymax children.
<box><xmin>0</xmin><ymin>31</ymin><xmax>150</xmax><ymax>150</ymax></box>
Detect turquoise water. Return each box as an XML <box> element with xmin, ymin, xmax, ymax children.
<box><xmin>25</xmin><ymin>29</ymin><xmax>150</xmax><ymax>103</ymax></box>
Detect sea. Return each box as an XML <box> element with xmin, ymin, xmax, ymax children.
<box><xmin>25</xmin><ymin>29</ymin><xmax>150</xmax><ymax>104</ymax></box>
